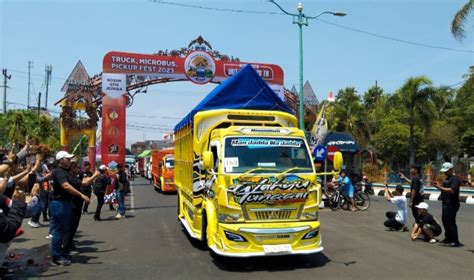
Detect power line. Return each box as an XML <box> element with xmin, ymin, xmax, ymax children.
<box><xmin>128</xmin><ymin>113</ymin><xmax>181</xmax><ymax>119</ymax></box>
<box><xmin>314</xmin><ymin>18</ymin><xmax>473</xmax><ymax>54</ymax></box>
<box><xmin>151</xmin><ymin>0</ymin><xmax>281</xmax><ymax>15</ymax></box>
<box><xmin>151</xmin><ymin>0</ymin><xmax>473</xmax><ymax>54</ymax></box>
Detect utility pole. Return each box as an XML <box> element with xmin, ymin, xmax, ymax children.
<box><xmin>44</xmin><ymin>65</ymin><xmax>52</xmax><ymax>110</ymax></box>
<box><xmin>27</xmin><ymin>61</ymin><xmax>33</xmax><ymax>108</ymax></box>
<box><xmin>37</xmin><ymin>91</ymin><xmax>42</xmax><ymax>116</ymax></box>
<box><xmin>269</xmin><ymin>1</ymin><xmax>346</xmax><ymax>131</ymax></box>
<box><xmin>2</xmin><ymin>69</ymin><xmax>11</xmax><ymax>114</ymax></box>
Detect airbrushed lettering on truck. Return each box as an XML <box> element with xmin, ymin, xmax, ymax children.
<box><xmin>174</xmin><ymin>65</ymin><xmax>342</xmax><ymax>257</ymax></box>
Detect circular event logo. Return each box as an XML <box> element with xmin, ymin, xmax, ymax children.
<box><xmin>184</xmin><ymin>51</ymin><xmax>216</xmax><ymax>84</ymax></box>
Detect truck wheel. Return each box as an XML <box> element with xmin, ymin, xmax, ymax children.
<box><xmin>201</xmin><ymin>211</ymin><xmax>208</xmax><ymax>244</ymax></box>
<box><xmin>158</xmin><ymin>178</ymin><xmax>163</xmax><ymax>193</ymax></box>
<box><xmin>177</xmin><ymin>193</ymin><xmax>181</xmax><ymax>220</ymax></box>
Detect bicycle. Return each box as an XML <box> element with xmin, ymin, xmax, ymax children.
<box><xmin>328</xmin><ymin>186</ymin><xmax>370</xmax><ymax>211</ymax></box>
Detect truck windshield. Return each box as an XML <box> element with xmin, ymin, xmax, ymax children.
<box><xmin>223</xmin><ymin>137</ymin><xmax>313</xmax><ymax>174</ymax></box>
<box><xmin>165</xmin><ymin>158</ymin><xmax>174</xmax><ymax>169</ymax></box>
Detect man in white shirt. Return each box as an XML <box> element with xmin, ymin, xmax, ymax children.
<box><xmin>384</xmin><ymin>185</ymin><xmax>408</xmax><ymax>231</ymax></box>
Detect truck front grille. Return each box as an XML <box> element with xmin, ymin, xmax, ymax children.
<box><xmin>243</xmin><ymin>207</ymin><xmax>300</xmax><ymax>221</ymax></box>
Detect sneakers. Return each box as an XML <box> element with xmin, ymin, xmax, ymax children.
<box><xmin>114</xmin><ymin>213</ymin><xmax>122</xmax><ymax>219</ymax></box>
<box><xmin>46</xmin><ymin>234</ymin><xmax>53</xmax><ymax>239</ymax></box>
<box><xmin>429</xmin><ymin>238</ymin><xmax>437</xmax><ymax>243</ymax></box>
<box><xmin>399</xmin><ymin>226</ymin><xmax>409</xmax><ymax>232</ymax></box>
<box><xmin>28</xmin><ymin>220</ymin><xmax>40</xmax><ymax>228</ymax></box>
<box><xmin>50</xmin><ymin>257</ymin><xmax>71</xmax><ymax>266</ymax></box>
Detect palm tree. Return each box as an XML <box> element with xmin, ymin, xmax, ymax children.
<box><xmin>451</xmin><ymin>0</ymin><xmax>473</xmax><ymax>40</ymax></box>
<box><xmin>398</xmin><ymin>76</ymin><xmax>434</xmax><ymax>165</ymax></box>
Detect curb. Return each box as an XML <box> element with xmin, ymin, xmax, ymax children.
<box><xmin>320</xmin><ymin>189</ymin><xmax>474</xmax><ymax>208</ymax></box>
<box><xmin>372</xmin><ymin>187</ymin><xmax>474</xmax><ymax>205</ymax></box>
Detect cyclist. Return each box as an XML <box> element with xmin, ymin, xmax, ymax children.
<box><xmin>337</xmin><ymin>170</ymin><xmax>357</xmax><ymax>212</ymax></box>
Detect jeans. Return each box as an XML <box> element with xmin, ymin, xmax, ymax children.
<box><xmin>31</xmin><ymin>197</ymin><xmax>43</xmax><ymax>223</ymax></box>
<box><xmin>49</xmin><ymin>200</ymin><xmax>72</xmax><ymax>259</ymax></box>
<box><xmin>117</xmin><ymin>190</ymin><xmax>126</xmax><ymax>215</ymax></box>
<box><xmin>442</xmin><ymin>203</ymin><xmax>460</xmax><ymax>244</ymax></box>
<box><xmin>40</xmin><ymin>191</ymin><xmax>50</xmax><ymax>220</ymax></box>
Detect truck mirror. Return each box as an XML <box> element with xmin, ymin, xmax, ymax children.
<box><xmin>333</xmin><ymin>151</ymin><xmax>343</xmax><ymax>171</ymax></box>
<box><xmin>202</xmin><ymin>151</ymin><xmax>214</xmax><ymax>170</ymax></box>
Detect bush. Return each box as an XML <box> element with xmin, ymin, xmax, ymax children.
<box><xmin>362</xmin><ymin>163</ymin><xmax>384</xmax><ymax>182</ymax></box>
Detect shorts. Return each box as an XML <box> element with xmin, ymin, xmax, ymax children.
<box><xmin>343</xmin><ymin>186</ymin><xmax>354</xmax><ymax>198</ymax></box>
<box><xmin>422</xmin><ymin>224</ymin><xmax>441</xmax><ymax>237</ymax></box>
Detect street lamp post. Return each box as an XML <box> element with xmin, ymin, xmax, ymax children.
<box><xmin>269</xmin><ymin>0</ymin><xmax>346</xmax><ymax>130</ymax></box>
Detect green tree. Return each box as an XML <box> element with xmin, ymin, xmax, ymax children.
<box><xmin>451</xmin><ymin>0</ymin><xmax>473</xmax><ymax>40</ymax></box>
<box><xmin>371</xmin><ymin>122</ymin><xmax>425</xmax><ymax>168</ymax></box>
<box><xmin>447</xmin><ymin>67</ymin><xmax>474</xmax><ymax>155</ymax></box>
<box><xmin>363</xmin><ymin>85</ymin><xmax>388</xmax><ymax>136</ymax></box>
<box><xmin>397</xmin><ymin>76</ymin><xmax>435</xmax><ymax>165</ymax></box>
<box><xmin>425</xmin><ymin>120</ymin><xmax>461</xmax><ymax>162</ymax></box>
<box><xmin>328</xmin><ymin>87</ymin><xmax>371</xmax><ymax>146</ymax></box>
<box><xmin>0</xmin><ymin>110</ymin><xmax>60</xmax><ymax>151</ymax></box>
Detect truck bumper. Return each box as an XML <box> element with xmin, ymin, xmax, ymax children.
<box><xmin>209</xmin><ymin>221</ymin><xmax>322</xmax><ymax>257</ymax></box>
<box><xmin>162</xmin><ymin>183</ymin><xmax>176</xmax><ymax>192</ymax></box>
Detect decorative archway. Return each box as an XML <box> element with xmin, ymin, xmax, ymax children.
<box><xmin>99</xmin><ymin>36</ymin><xmax>285</xmax><ymax>166</ymax></box>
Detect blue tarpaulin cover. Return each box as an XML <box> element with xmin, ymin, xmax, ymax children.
<box><xmin>323</xmin><ymin>131</ymin><xmax>360</xmax><ymax>153</ymax></box>
<box><xmin>174</xmin><ymin>64</ymin><xmax>291</xmax><ymax>132</ymax></box>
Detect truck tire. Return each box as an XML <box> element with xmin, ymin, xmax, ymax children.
<box><xmin>177</xmin><ymin>193</ymin><xmax>181</xmax><ymax>220</ymax></box>
<box><xmin>201</xmin><ymin>211</ymin><xmax>208</xmax><ymax>245</ymax></box>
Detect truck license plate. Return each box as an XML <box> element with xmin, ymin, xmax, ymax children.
<box><xmin>263</xmin><ymin>244</ymin><xmax>292</xmax><ymax>254</ymax></box>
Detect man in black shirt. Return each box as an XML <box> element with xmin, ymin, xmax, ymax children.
<box><xmin>50</xmin><ymin>151</ymin><xmax>91</xmax><ymax>266</ymax></box>
<box><xmin>410</xmin><ymin>202</ymin><xmax>441</xmax><ymax>243</ymax></box>
<box><xmin>400</xmin><ymin>164</ymin><xmax>424</xmax><ymax>220</ymax></box>
<box><xmin>435</xmin><ymin>162</ymin><xmax>462</xmax><ymax>247</ymax></box>
<box><xmin>79</xmin><ymin>162</ymin><xmax>93</xmax><ymax>214</ymax></box>
<box><xmin>93</xmin><ymin>165</ymin><xmax>111</xmax><ymax>221</ymax></box>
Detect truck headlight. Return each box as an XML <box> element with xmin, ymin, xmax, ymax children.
<box><xmin>224</xmin><ymin>231</ymin><xmax>247</xmax><ymax>242</ymax></box>
<box><xmin>165</xmin><ymin>179</ymin><xmax>173</xmax><ymax>184</ymax></box>
<box><xmin>302</xmin><ymin>228</ymin><xmax>320</xmax><ymax>240</ymax></box>
<box><xmin>218</xmin><ymin>213</ymin><xmax>242</xmax><ymax>223</ymax></box>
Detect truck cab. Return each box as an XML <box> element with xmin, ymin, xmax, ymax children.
<box><xmin>152</xmin><ymin>148</ymin><xmax>175</xmax><ymax>192</ymax></box>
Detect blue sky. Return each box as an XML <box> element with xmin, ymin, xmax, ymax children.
<box><xmin>1</xmin><ymin>0</ymin><xmax>472</xmax><ymax>146</ymax></box>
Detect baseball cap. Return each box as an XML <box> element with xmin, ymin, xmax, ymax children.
<box><xmin>99</xmin><ymin>164</ymin><xmax>108</xmax><ymax>171</ymax></box>
<box><xmin>55</xmin><ymin>151</ymin><xmax>74</xmax><ymax>161</ymax></box>
<box><xmin>416</xmin><ymin>202</ymin><xmax>429</xmax><ymax>210</ymax></box>
<box><xmin>440</xmin><ymin>162</ymin><xmax>453</xmax><ymax>172</ymax></box>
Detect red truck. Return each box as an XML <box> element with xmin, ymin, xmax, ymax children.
<box><xmin>151</xmin><ymin>148</ymin><xmax>175</xmax><ymax>192</ymax></box>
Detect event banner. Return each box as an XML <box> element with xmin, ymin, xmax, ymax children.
<box><xmin>103</xmin><ymin>51</ymin><xmax>284</xmax><ymax>96</ymax></box>
<box><xmin>101</xmin><ymin>76</ymin><xmax>127</xmax><ymax>166</ymax></box>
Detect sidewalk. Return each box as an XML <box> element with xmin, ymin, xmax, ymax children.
<box><xmin>370</xmin><ymin>184</ymin><xmax>474</xmax><ymax>204</ymax></box>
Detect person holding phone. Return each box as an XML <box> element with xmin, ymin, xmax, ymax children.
<box><xmin>399</xmin><ymin>164</ymin><xmax>424</xmax><ymax>220</ymax></box>
<box><xmin>384</xmin><ymin>184</ymin><xmax>408</xmax><ymax>231</ymax></box>
<box><xmin>434</xmin><ymin>162</ymin><xmax>462</xmax><ymax>247</ymax></box>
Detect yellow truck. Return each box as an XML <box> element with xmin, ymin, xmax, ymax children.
<box><xmin>174</xmin><ymin>65</ymin><xmax>341</xmax><ymax>257</ymax></box>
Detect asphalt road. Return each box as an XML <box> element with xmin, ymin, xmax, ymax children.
<box><xmin>6</xmin><ymin>177</ymin><xmax>474</xmax><ymax>279</ymax></box>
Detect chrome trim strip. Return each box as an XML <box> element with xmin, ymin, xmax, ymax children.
<box><xmin>249</xmin><ymin>208</ymin><xmax>297</xmax><ymax>212</ymax></box>
<box><xmin>239</xmin><ymin>226</ymin><xmax>311</xmax><ymax>234</ymax></box>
